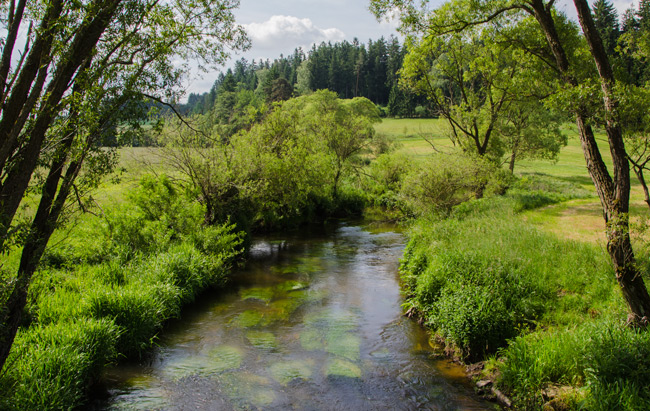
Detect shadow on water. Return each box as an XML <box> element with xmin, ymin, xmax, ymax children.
<box><xmin>92</xmin><ymin>221</ymin><xmax>494</xmax><ymax>410</ymax></box>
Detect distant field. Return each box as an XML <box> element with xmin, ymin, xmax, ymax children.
<box><xmin>374</xmin><ymin>118</ymin><xmax>650</xmax><ymax>244</ymax></box>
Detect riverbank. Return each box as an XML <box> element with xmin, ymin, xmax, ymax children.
<box><xmin>400</xmin><ymin>174</ymin><xmax>650</xmax><ymax>409</ymax></box>
<box><xmin>0</xmin><ymin>176</ymin><xmax>243</xmax><ymax>410</ymax></box>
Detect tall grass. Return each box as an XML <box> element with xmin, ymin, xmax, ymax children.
<box><xmin>0</xmin><ymin>175</ymin><xmax>244</xmax><ymax>410</ymax></box>
<box><xmin>397</xmin><ymin>172</ymin><xmax>650</xmax><ymax>407</ymax></box>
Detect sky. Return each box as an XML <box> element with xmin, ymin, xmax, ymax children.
<box><xmin>183</xmin><ymin>0</ymin><xmax>641</xmax><ymax>96</ymax></box>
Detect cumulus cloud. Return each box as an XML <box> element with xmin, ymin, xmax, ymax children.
<box><xmin>244</xmin><ymin>15</ymin><xmax>345</xmax><ymax>51</ymax></box>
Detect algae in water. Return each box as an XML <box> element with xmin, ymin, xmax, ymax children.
<box><xmin>246</xmin><ymin>331</ymin><xmax>277</xmax><ymax>350</ymax></box>
<box><xmin>325</xmin><ymin>359</ymin><xmax>362</xmax><ymax>378</ymax></box>
<box><xmin>268</xmin><ymin>360</ymin><xmax>314</xmax><ymax>385</ymax></box>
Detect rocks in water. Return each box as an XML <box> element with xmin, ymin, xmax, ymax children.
<box><xmin>269</xmin><ymin>360</ymin><xmax>314</xmax><ymax>385</ymax></box>
<box><xmin>325</xmin><ymin>359</ymin><xmax>362</xmax><ymax>379</ymax></box>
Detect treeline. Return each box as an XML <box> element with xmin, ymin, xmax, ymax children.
<box><xmin>595</xmin><ymin>0</ymin><xmax>650</xmax><ymax>84</ymax></box>
<box><xmin>183</xmin><ymin>36</ymin><xmax>427</xmax><ymax>118</ymax></box>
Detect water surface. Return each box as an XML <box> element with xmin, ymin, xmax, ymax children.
<box><xmin>98</xmin><ymin>222</ymin><xmax>491</xmax><ymax>410</ymax></box>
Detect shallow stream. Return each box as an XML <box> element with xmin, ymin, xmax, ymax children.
<box><xmin>96</xmin><ymin>222</ymin><xmax>491</xmax><ymax>410</ymax></box>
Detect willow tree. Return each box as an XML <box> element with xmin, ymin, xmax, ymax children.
<box><xmin>0</xmin><ymin>0</ymin><xmax>248</xmax><ymax>372</ymax></box>
<box><xmin>371</xmin><ymin>0</ymin><xmax>650</xmax><ymax>325</ymax></box>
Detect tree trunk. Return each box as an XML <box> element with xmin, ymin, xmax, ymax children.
<box><xmin>509</xmin><ymin>150</ymin><xmax>516</xmax><ymax>173</ymax></box>
<box><xmin>573</xmin><ymin>0</ymin><xmax>650</xmax><ymax>323</ymax></box>
<box><xmin>631</xmin><ymin>165</ymin><xmax>650</xmax><ymax>210</ymax></box>
<box><xmin>526</xmin><ymin>0</ymin><xmax>650</xmax><ymax>324</ymax></box>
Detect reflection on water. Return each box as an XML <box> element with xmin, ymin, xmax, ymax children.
<box><xmin>96</xmin><ymin>222</ymin><xmax>492</xmax><ymax>410</ymax></box>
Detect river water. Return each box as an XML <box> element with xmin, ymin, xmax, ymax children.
<box><xmin>96</xmin><ymin>222</ymin><xmax>492</xmax><ymax>410</ymax></box>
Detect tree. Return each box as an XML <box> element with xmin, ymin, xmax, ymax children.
<box><xmin>500</xmin><ymin>99</ymin><xmax>566</xmax><ymax>172</ymax></box>
<box><xmin>401</xmin><ymin>21</ymin><xmax>562</xmax><ymax>162</ymax></box>
<box><xmin>371</xmin><ymin>0</ymin><xmax>650</xmax><ymax>324</ymax></box>
<box><xmin>0</xmin><ymin>0</ymin><xmax>248</xmax><ymax>373</ymax></box>
<box><xmin>300</xmin><ymin>91</ymin><xmax>382</xmax><ymax>198</ymax></box>
<box><xmin>592</xmin><ymin>0</ymin><xmax>619</xmax><ymax>57</ymax></box>
<box><xmin>269</xmin><ymin>77</ymin><xmax>294</xmax><ymax>102</ymax></box>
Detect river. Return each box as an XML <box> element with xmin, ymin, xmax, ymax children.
<box><xmin>94</xmin><ymin>222</ymin><xmax>492</xmax><ymax>410</ymax></box>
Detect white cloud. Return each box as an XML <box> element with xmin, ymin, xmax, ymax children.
<box><xmin>243</xmin><ymin>15</ymin><xmax>345</xmax><ymax>51</ymax></box>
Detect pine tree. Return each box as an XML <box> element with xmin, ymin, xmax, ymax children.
<box><xmin>592</xmin><ymin>0</ymin><xmax>620</xmax><ymax>56</ymax></box>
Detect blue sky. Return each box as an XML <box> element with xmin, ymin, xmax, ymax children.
<box><xmin>184</xmin><ymin>0</ymin><xmax>640</xmax><ymax>96</ymax></box>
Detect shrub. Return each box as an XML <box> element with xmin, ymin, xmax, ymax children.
<box><xmin>400</xmin><ymin>153</ymin><xmax>496</xmax><ymax>215</ymax></box>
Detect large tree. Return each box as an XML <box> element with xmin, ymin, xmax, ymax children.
<box><xmin>371</xmin><ymin>0</ymin><xmax>650</xmax><ymax>325</ymax></box>
<box><xmin>0</xmin><ymin>0</ymin><xmax>248</xmax><ymax>372</ymax></box>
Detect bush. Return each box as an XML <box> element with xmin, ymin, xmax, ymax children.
<box><xmin>400</xmin><ymin>153</ymin><xmax>496</xmax><ymax>215</ymax></box>
<box><xmin>409</xmin><ymin>251</ymin><xmax>547</xmax><ymax>360</ymax></box>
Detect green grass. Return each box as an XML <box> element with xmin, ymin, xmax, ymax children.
<box><xmin>0</xmin><ymin>176</ymin><xmax>244</xmax><ymax>410</ymax></box>
<box><xmin>389</xmin><ymin>117</ymin><xmax>650</xmax><ymax>408</ymax></box>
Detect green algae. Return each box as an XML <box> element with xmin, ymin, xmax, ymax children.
<box><xmin>240</xmin><ymin>287</ymin><xmax>275</xmax><ymax>303</ymax></box>
<box><xmin>326</xmin><ymin>331</ymin><xmax>361</xmax><ymax>361</ymax></box>
<box><xmin>162</xmin><ymin>345</ymin><xmax>243</xmax><ymax>379</ymax></box>
<box><xmin>300</xmin><ymin>309</ymin><xmax>361</xmax><ymax>361</ymax></box>
<box><xmin>300</xmin><ymin>329</ymin><xmax>325</xmax><ymax>351</ymax></box>
<box><xmin>325</xmin><ymin>359</ymin><xmax>362</xmax><ymax>379</ymax></box>
<box><xmin>268</xmin><ymin>360</ymin><xmax>314</xmax><ymax>385</ymax></box>
<box><xmin>231</xmin><ymin>310</ymin><xmax>264</xmax><ymax>328</ymax></box>
<box><xmin>268</xmin><ymin>298</ymin><xmax>302</xmax><ymax>320</ymax></box>
<box><xmin>218</xmin><ymin>372</ymin><xmax>276</xmax><ymax>408</ymax></box>
<box><xmin>246</xmin><ymin>331</ymin><xmax>277</xmax><ymax>350</ymax></box>
<box><xmin>110</xmin><ymin>387</ymin><xmax>169</xmax><ymax>410</ymax></box>
<box><xmin>208</xmin><ymin>345</ymin><xmax>244</xmax><ymax>372</ymax></box>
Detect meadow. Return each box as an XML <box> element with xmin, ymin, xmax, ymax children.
<box><xmin>2</xmin><ymin>115</ymin><xmax>649</xmax><ymax>409</ymax></box>
<box><xmin>381</xmin><ymin>118</ymin><xmax>650</xmax><ymax>408</ymax></box>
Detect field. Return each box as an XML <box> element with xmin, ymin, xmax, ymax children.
<box><xmin>382</xmin><ymin>118</ymin><xmax>650</xmax><ymax>408</ymax></box>
<box><xmin>379</xmin><ymin>117</ymin><xmax>650</xmax><ymax>244</ymax></box>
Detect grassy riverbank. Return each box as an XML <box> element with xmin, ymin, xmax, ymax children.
<box><xmin>0</xmin><ymin>176</ymin><xmax>243</xmax><ymax>409</ymax></box>
<box><xmin>385</xmin><ymin>119</ymin><xmax>650</xmax><ymax>408</ymax></box>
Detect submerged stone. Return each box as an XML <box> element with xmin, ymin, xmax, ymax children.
<box><xmin>325</xmin><ymin>359</ymin><xmax>362</xmax><ymax>379</ymax></box>
<box><xmin>240</xmin><ymin>287</ymin><xmax>274</xmax><ymax>303</ymax></box>
<box><xmin>268</xmin><ymin>360</ymin><xmax>314</xmax><ymax>385</ymax></box>
<box><xmin>246</xmin><ymin>331</ymin><xmax>277</xmax><ymax>350</ymax></box>
<box><xmin>231</xmin><ymin>310</ymin><xmax>264</xmax><ymax>328</ymax></box>
<box><xmin>275</xmin><ymin>280</ymin><xmax>309</xmax><ymax>293</ymax></box>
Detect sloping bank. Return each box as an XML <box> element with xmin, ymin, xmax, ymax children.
<box><xmin>0</xmin><ymin>176</ymin><xmax>244</xmax><ymax>409</ymax></box>
<box><xmin>399</xmin><ymin>177</ymin><xmax>650</xmax><ymax>409</ymax></box>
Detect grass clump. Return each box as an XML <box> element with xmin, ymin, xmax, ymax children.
<box><xmin>497</xmin><ymin>320</ymin><xmax>650</xmax><ymax>410</ymax></box>
<box><xmin>508</xmin><ymin>173</ymin><xmax>593</xmax><ymax>212</ymax></box>
<box><xmin>0</xmin><ymin>318</ymin><xmax>119</xmax><ymax>411</ymax></box>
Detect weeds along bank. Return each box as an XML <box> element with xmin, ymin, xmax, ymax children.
<box><xmin>0</xmin><ymin>176</ymin><xmax>243</xmax><ymax>409</ymax></box>
<box><xmin>399</xmin><ymin>175</ymin><xmax>650</xmax><ymax>409</ymax></box>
